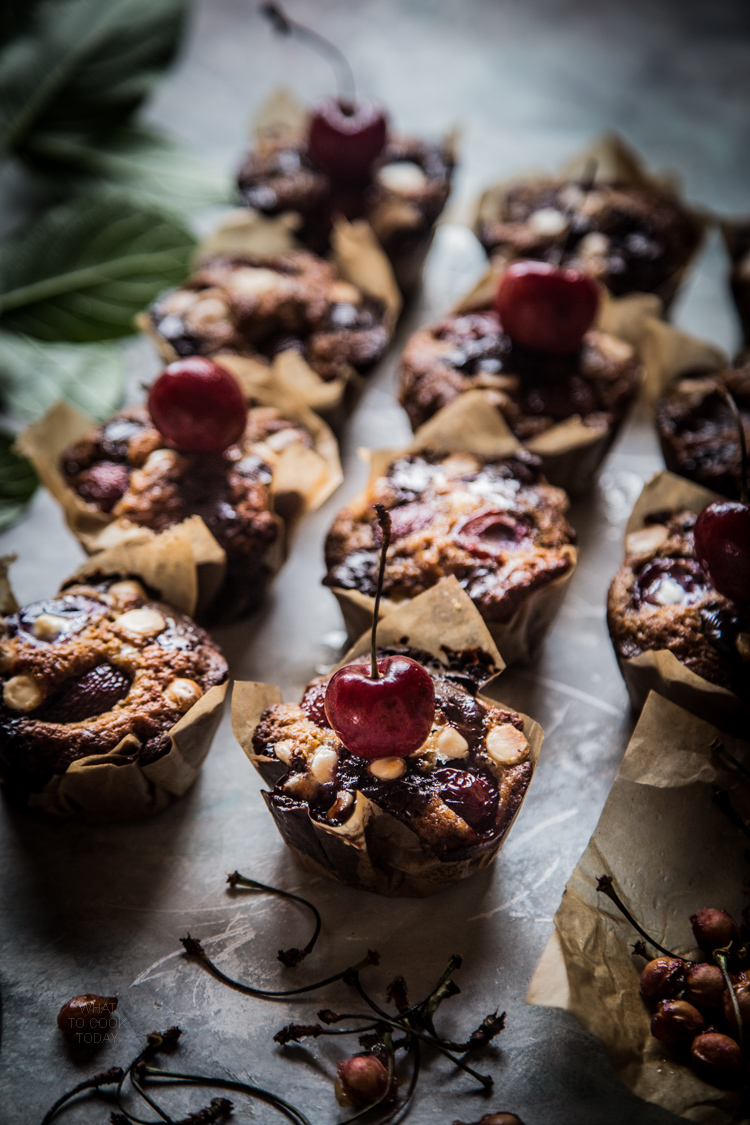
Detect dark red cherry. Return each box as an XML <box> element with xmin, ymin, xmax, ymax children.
<box><xmin>693</xmin><ymin>502</ymin><xmax>750</xmax><ymax>609</ymax></box>
<box><xmin>148</xmin><ymin>358</ymin><xmax>247</xmax><ymax>454</ymax></box>
<box><xmin>75</xmin><ymin>462</ymin><xmax>130</xmax><ymax>512</ymax></box>
<box><xmin>308</xmin><ymin>98</ymin><xmax>387</xmax><ymax>181</ymax></box>
<box><xmin>325</xmin><ymin>654</ymin><xmax>435</xmax><ymax>760</ymax></box>
<box><xmin>57</xmin><ymin>994</ymin><xmax>118</xmax><ymax>1037</ymax></box>
<box><xmin>690</xmin><ymin>1032</ymin><xmax>743</xmax><ymax>1088</ymax></box>
<box><xmin>690</xmin><ymin>907</ymin><xmax>740</xmax><ymax>952</ymax></box>
<box><xmin>683</xmin><ymin>962</ymin><xmax>725</xmax><ymax>1008</ymax></box>
<box><xmin>634</xmin><ymin>558</ymin><xmax>706</xmax><ymax>607</ymax></box>
<box><xmin>453</xmin><ymin>509</ymin><xmax>531</xmax><ymax>557</ymax></box>
<box><xmin>336</xmin><ymin>1053</ymin><xmax>391</xmax><ymax>1109</ymax></box>
<box><xmin>434</xmin><ymin>768</ymin><xmax>498</xmax><ymax>830</ymax></box>
<box><xmin>494</xmin><ymin>261</ymin><xmax>600</xmax><ymax>354</ymax></box>
<box><xmin>639</xmin><ymin>957</ymin><xmax>687</xmax><ymax>1001</ymax></box>
<box><xmin>650</xmin><ymin>999</ymin><xmax>705</xmax><ymax>1045</ymax></box>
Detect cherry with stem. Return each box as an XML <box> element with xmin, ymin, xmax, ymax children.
<box><xmin>41</xmin><ymin>1067</ymin><xmax>125</xmax><ymax>1125</ymax></box>
<box><xmin>261</xmin><ymin>1</ymin><xmax>355</xmax><ymax>103</ymax></box>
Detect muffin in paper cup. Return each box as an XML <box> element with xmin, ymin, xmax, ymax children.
<box><xmin>235</xmin><ymin>86</ymin><xmax>455</xmax><ymax>296</ymax></box>
<box><xmin>0</xmin><ymin>535</ymin><xmax>228</xmax><ymax>822</ymax></box>
<box><xmin>232</xmin><ymin>578</ymin><xmax>543</xmax><ymax>898</ymax></box>
<box><xmin>17</xmin><ymin>360</ymin><xmax>342</xmax><ymax>622</ymax></box>
<box><xmin>322</xmin><ymin>399</ymin><xmax>577</xmax><ymax>663</ymax></box>
<box><xmin>527</xmin><ymin>691</ymin><xmax>748</xmax><ymax>1124</ymax></box>
<box><xmin>607</xmin><ymin>470</ymin><xmax>748</xmax><ymax>736</ymax></box>
<box><xmin>397</xmin><ymin>265</ymin><xmax>655</xmax><ymax>495</ymax></box>
<box><xmin>138</xmin><ymin>213</ymin><xmax>401</xmax><ymax>427</ymax></box>
<box><xmin>475</xmin><ymin>133</ymin><xmax>706</xmax><ymax>308</ymax></box>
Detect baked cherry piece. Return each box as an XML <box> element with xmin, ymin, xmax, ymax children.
<box><xmin>494</xmin><ymin>261</ymin><xmax>600</xmax><ymax>354</ymax></box>
<box><xmin>308</xmin><ymin>99</ymin><xmax>387</xmax><ymax>182</ymax></box>
<box><xmin>148</xmin><ymin>358</ymin><xmax>247</xmax><ymax>454</ymax></box>
<box><xmin>325</xmin><ymin>504</ymin><xmax>435</xmax><ymax>759</ymax></box>
<box><xmin>434</xmin><ymin>767</ymin><xmax>498</xmax><ymax>830</ymax></box>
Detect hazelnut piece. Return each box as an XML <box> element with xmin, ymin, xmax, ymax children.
<box><xmin>3</xmin><ymin>674</ymin><xmax>42</xmax><ymax>712</ymax></box>
<box><xmin>164</xmin><ymin>678</ymin><xmax>203</xmax><ymax>713</ymax></box>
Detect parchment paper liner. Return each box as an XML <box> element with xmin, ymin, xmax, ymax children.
<box><xmin>232</xmin><ymin>577</ymin><xmax>543</xmax><ymax>897</ymax></box>
<box><xmin>404</xmin><ymin>267</ymin><xmax>657</xmax><ymax>495</ymax></box>
<box><xmin>475</xmin><ymin>134</ymin><xmax>707</xmax><ymax>309</ymax></box>
<box><xmin>638</xmin><ymin>317</ymin><xmax>727</xmax><ymax>406</ymax></box>
<box><xmin>327</xmin><ymin>406</ymin><xmax>578</xmax><ymax>662</ymax></box>
<box><xmin>17</xmin><ymin>365</ymin><xmax>342</xmax><ymax>616</ymax></box>
<box><xmin>720</xmin><ymin>217</ymin><xmax>750</xmax><ymax>346</ymax></box>
<box><xmin>612</xmin><ymin>470</ymin><xmax>747</xmax><ymax>736</ymax></box>
<box><xmin>0</xmin><ymin>545</ymin><xmax>227</xmax><ymax>823</ymax></box>
<box><xmin>527</xmin><ymin>691</ymin><xmax>748</xmax><ymax>1123</ymax></box>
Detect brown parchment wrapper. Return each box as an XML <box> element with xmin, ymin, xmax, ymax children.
<box><xmin>475</xmin><ymin>133</ymin><xmax>707</xmax><ymax>309</ymax></box>
<box><xmin>638</xmin><ymin>316</ymin><xmax>728</xmax><ymax>405</ymax></box>
<box><xmin>527</xmin><ymin>691</ymin><xmax>748</xmax><ymax>1123</ymax></box>
<box><xmin>720</xmin><ymin>217</ymin><xmax>750</xmax><ymax>347</ymax></box>
<box><xmin>613</xmin><ymin>470</ymin><xmax>748</xmax><ymax>736</ymax></box>
<box><xmin>328</xmin><ymin>409</ymin><xmax>578</xmax><ymax>663</ymax></box>
<box><xmin>1</xmin><ymin>544</ymin><xmax>228</xmax><ymax>823</ymax></box>
<box><xmin>232</xmin><ymin>577</ymin><xmax>543</xmax><ymax>897</ymax></box>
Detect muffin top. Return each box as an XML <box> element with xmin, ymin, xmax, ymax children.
<box><xmin>656</xmin><ymin>357</ymin><xmax>750</xmax><ymax>500</ymax></box>
<box><xmin>253</xmin><ymin>645</ymin><xmax>531</xmax><ymax>863</ymax></box>
<box><xmin>398</xmin><ymin>307</ymin><xmax>640</xmax><ymax>435</ymax></box>
<box><xmin>607</xmin><ymin>510</ymin><xmax>749</xmax><ymax>696</ymax></box>
<box><xmin>324</xmin><ymin>451</ymin><xmax>575</xmax><ymax>625</ymax></box>
<box><xmin>0</xmin><ymin>577</ymin><xmax>227</xmax><ymax>796</ymax></box>
<box><xmin>148</xmin><ymin>250</ymin><xmax>390</xmax><ymax>382</ymax></box>
<box><xmin>477</xmin><ymin>178</ymin><xmax>702</xmax><ymax>297</ymax></box>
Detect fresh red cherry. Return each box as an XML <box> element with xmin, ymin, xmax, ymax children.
<box><xmin>148</xmin><ymin>358</ymin><xmax>247</xmax><ymax>454</ymax></box>
<box><xmin>693</xmin><ymin>502</ymin><xmax>750</xmax><ymax>609</ymax></box>
<box><xmin>324</xmin><ymin>504</ymin><xmax>435</xmax><ymax>760</ymax></box>
<box><xmin>308</xmin><ymin>98</ymin><xmax>387</xmax><ymax>182</ymax></box>
<box><xmin>494</xmin><ymin>261</ymin><xmax>600</xmax><ymax>354</ymax></box>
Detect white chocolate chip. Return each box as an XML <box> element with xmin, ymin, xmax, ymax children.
<box><xmin>625</xmin><ymin>525</ymin><xmax>669</xmax><ymax>557</ymax></box>
<box><xmin>528</xmin><ymin>207</ymin><xmax>568</xmax><ymax>237</ymax></box>
<box><xmin>3</xmin><ymin>674</ymin><xmax>42</xmax><ymax>712</ymax></box>
<box><xmin>228</xmin><ymin>267</ymin><xmax>279</xmax><ymax>297</ymax></box>
<box><xmin>436</xmin><ymin>727</ymin><xmax>469</xmax><ymax>759</ymax></box>
<box><xmin>486</xmin><ymin>724</ymin><xmax>529</xmax><ymax>766</ymax></box>
<box><xmin>368</xmin><ymin>756</ymin><xmax>406</xmax><ymax>781</ymax></box>
<box><xmin>187</xmin><ymin>296</ymin><xmax>229</xmax><ymax>330</ymax></box>
<box><xmin>577</xmin><ymin>231</ymin><xmax>610</xmax><ymax>257</ymax></box>
<box><xmin>310</xmin><ymin>745</ymin><xmax>339</xmax><ymax>784</ymax></box>
<box><xmin>165</xmin><ymin>678</ymin><xmax>203</xmax><ymax>712</ymax></box>
<box><xmin>31</xmin><ymin>614</ymin><xmax>67</xmax><ymax>642</ymax></box>
<box><xmin>114</xmin><ymin>608</ymin><xmax>166</xmax><ymax>638</ymax></box>
<box><xmin>274</xmin><ymin>738</ymin><xmax>295</xmax><ymax>765</ymax></box>
<box><xmin>108</xmin><ymin>580</ymin><xmax>147</xmax><ymax>606</ymax></box>
<box><xmin>328</xmin><ymin>280</ymin><xmax>362</xmax><ymax>306</ymax></box>
<box><xmin>377</xmin><ymin>161</ymin><xmax>428</xmax><ymax>194</ymax></box>
<box><xmin>652</xmin><ymin>577</ymin><xmax>688</xmax><ymax>606</ymax></box>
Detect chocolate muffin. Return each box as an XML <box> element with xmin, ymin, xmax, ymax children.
<box><xmin>60</xmin><ymin>405</ymin><xmax>295</xmax><ymax>622</ymax></box>
<box><xmin>723</xmin><ymin>220</ymin><xmax>750</xmax><ymax>346</ymax></box>
<box><xmin>147</xmin><ymin>250</ymin><xmax>390</xmax><ymax>384</ymax></box>
<box><xmin>324</xmin><ymin>450</ymin><xmax>576</xmax><ymax>658</ymax></box>
<box><xmin>0</xmin><ymin>576</ymin><xmax>227</xmax><ymax>803</ymax></box>
<box><xmin>656</xmin><ymin>358</ymin><xmax>750</xmax><ymax>500</ymax></box>
<box><xmin>237</xmin><ymin>135</ymin><xmax>454</xmax><ymax>293</ymax></box>
<box><xmin>607</xmin><ymin>510</ymin><xmax>749</xmax><ymax>698</ymax></box>
<box><xmin>398</xmin><ymin>306</ymin><xmax>641</xmax><ymax>442</ymax></box>
<box><xmin>251</xmin><ymin>645</ymin><xmax>533</xmax><ymax>894</ymax></box>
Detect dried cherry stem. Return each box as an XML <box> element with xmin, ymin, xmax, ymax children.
<box><xmin>180</xmin><ymin>935</ymin><xmax>379</xmax><ymax>999</ymax></box>
<box><xmin>226</xmin><ymin>871</ymin><xmax>322</xmax><ymax>968</ymax></box>
<box><xmin>370</xmin><ymin>504</ymin><xmax>391</xmax><ymax>681</ymax></box>
<box><xmin>713</xmin><ymin>947</ymin><xmax>746</xmax><ymax>1057</ymax></box>
<box><xmin>260</xmin><ymin>2</ymin><xmax>356</xmax><ymax>105</ymax></box>
<box><xmin>596</xmin><ymin>875</ymin><xmax>676</xmax><ymax>958</ymax></box>
<box><xmin>712</xmin><ymin>787</ymin><xmax>750</xmax><ymax>841</ymax></box>
<box><xmin>138</xmin><ymin>1068</ymin><xmax>311</xmax><ymax>1125</ymax></box>
<box><xmin>115</xmin><ymin>1028</ymin><xmax>183</xmax><ymax>1125</ymax></box>
<box><xmin>714</xmin><ymin>740</ymin><xmax>750</xmax><ymax>783</ymax></box>
<box><xmin>41</xmin><ymin>1067</ymin><xmax>125</xmax><ymax>1125</ymax></box>
<box><xmin>722</xmin><ymin>387</ymin><xmax>749</xmax><ymax>503</ymax></box>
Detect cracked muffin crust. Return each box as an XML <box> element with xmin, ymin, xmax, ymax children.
<box><xmin>237</xmin><ymin>135</ymin><xmax>454</xmax><ymax>292</ymax></box>
<box><xmin>60</xmin><ymin>405</ymin><xmax>293</xmax><ymax>621</ymax></box>
<box><xmin>147</xmin><ymin>250</ymin><xmax>390</xmax><ymax>383</ymax></box>
<box><xmin>477</xmin><ymin>179</ymin><xmax>702</xmax><ymax>300</ymax></box>
<box><xmin>324</xmin><ymin>451</ymin><xmax>575</xmax><ymax>629</ymax></box>
<box><xmin>398</xmin><ymin>306</ymin><xmax>641</xmax><ymax>438</ymax></box>
<box><xmin>253</xmin><ymin>645</ymin><xmax>532</xmax><ymax>867</ymax></box>
<box><xmin>656</xmin><ymin>358</ymin><xmax>750</xmax><ymax>500</ymax></box>
<box><xmin>607</xmin><ymin>510</ymin><xmax>749</xmax><ymax>697</ymax></box>
<box><xmin>0</xmin><ymin>577</ymin><xmax>227</xmax><ymax>800</ymax></box>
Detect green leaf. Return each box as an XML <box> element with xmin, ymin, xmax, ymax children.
<box><xmin>0</xmin><ymin>331</ymin><xmax>127</xmax><ymax>421</ymax></box>
<box><xmin>0</xmin><ymin>0</ymin><xmax>188</xmax><ymax>158</ymax></box>
<box><xmin>25</xmin><ymin>126</ymin><xmax>232</xmax><ymax>213</ymax></box>
<box><xmin>0</xmin><ymin>430</ymin><xmax>37</xmax><ymax>531</ymax></box>
<box><xmin>0</xmin><ymin>189</ymin><xmax>196</xmax><ymax>342</ymax></box>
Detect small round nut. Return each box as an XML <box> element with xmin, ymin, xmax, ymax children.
<box><xmin>114</xmin><ymin>608</ymin><xmax>166</xmax><ymax>638</ymax></box>
<box><xmin>31</xmin><ymin>614</ymin><xmax>68</xmax><ymax>642</ymax></box>
<box><xmin>108</xmin><ymin>581</ymin><xmax>147</xmax><ymax>607</ymax></box>
<box><xmin>486</xmin><ymin>724</ymin><xmax>529</xmax><ymax>766</ymax></box>
<box><xmin>164</xmin><ymin>678</ymin><xmax>203</xmax><ymax>713</ymax></box>
<box><xmin>368</xmin><ymin>757</ymin><xmax>406</xmax><ymax>781</ymax></box>
<box><xmin>3</xmin><ymin>674</ymin><xmax>42</xmax><ymax>712</ymax></box>
<box><xmin>436</xmin><ymin>726</ymin><xmax>469</xmax><ymax>759</ymax></box>
<box><xmin>310</xmin><ymin>745</ymin><xmax>339</xmax><ymax>784</ymax></box>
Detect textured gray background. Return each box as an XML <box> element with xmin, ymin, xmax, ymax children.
<box><xmin>1</xmin><ymin>0</ymin><xmax>750</xmax><ymax>1121</ymax></box>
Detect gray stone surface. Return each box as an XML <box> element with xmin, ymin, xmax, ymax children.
<box><xmin>1</xmin><ymin>0</ymin><xmax>749</xmax><ymax>1121</ymax></box>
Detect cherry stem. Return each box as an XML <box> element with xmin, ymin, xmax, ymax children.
<box><xmin>721</xmin><ymin>386</ymin><xmax>748</xmax><ymax>503</ymax></box>
<box><xmin>138</xmin><ymin>1068</ymin><xmax>312</xmax><ymax>1125</ymax></box>
<box><xmin>713</xmin><ymin>946</ymin><xmax>746</xmax><ymax>1060</ymax></box>
<box><xmin>596</xmin><ymin>875</ymin><xmax>676</xmax><ymax>958</ymax></box>
<box><xmin>260</xmin><ymin>3</ymin><xmax>356</xmax><ymax>105</ymax></box>
<box><xmin>41</xmin><ymin>1068</ymin><xmax>125</xmax><ymax>1125</ymax></box>
<box><xmin>370</xmin><ymin>504</ymin><xmax>392</xmax><ymax>681</ymax></box>
<box><xmin>226</xmin><ymin>871</ymin><xmax>322</xmax><ymax>967</ymax></box>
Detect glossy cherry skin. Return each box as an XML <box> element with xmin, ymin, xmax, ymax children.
<box><xmin>693</xmin><ymin>502</ymin><xmax>750</xmax><ymax>609</ymax></box>
<box><xmin>324</xmin><ymin>655</ymin><xmax>435</xmax><ymax>760</ymax></box>
<box><xmin>148</xmin><ymin>357</ymin><xmax>247</xmax><ymax>454</ymax></box>
<box><xmin>433</xmin><ymin>767</ymin><xmax>498</xmax><ymax>830</ymax></box>
<box><xmin>57</xmin><ymin>994</ymin><xmax>118</xmax><ymax>1037</ymax></box>
<box><xmin>308</xmin><ymin>98</ymin><xmax>387</xmax><ymax>181</ymax></box>
<box><xmin>494</xmin><ymin>261</ymin><xmax>600</xmax><ymax>354</ymax></box>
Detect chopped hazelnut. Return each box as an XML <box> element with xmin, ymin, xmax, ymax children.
<box><xmin>625</xmin><ymin>525</ymin><xmax>668</xmax><ymax>557</ymax></box>
<box><xmin>165</xmin><ymin>678</ymin><xmax>203</xmax><ymax>712</ymax></box>
<box><xmin>31</xmin><ymin>614</ymin><xmax>68</xmax><ymax>642</ymax></box>
<box><xmin>108</xmin><ymin>581</ymin><xmax>147</xmax><ymax>607</ymax></box>
<box><xmin>486</xmin><ymin>724</ymin><xmax>529</xmax><ymax>766</ymax></box>
<box><xmin>3</xmin><ymin>674</ymin><xmax>42</xmax><ymax>712</ymax></box>
<box><xmin>310</xmin><ymin>745</ymin><xmax>339</xmax><ymax>784</ymax></box>
<box><xmin>326</xmin><ymin>790</ymin><xmax>355</xmax><ymax>820</ymax></box>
